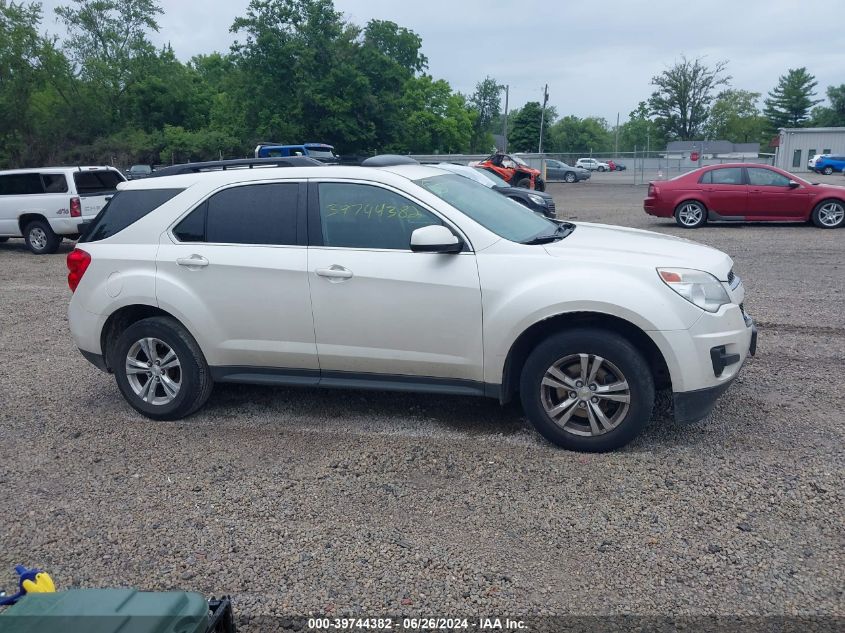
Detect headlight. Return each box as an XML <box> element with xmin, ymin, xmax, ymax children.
<box><xmin>657</xmin><ymin>268</ymin><xmax>731</xmax><ymax>313</ymax></box>
<box><xmin>527</xmin><ymin>194</ymin><xmax>547</xmax><ymax>206</ymax></box>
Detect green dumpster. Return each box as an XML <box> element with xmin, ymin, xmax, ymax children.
<box><xmin>0</xmin><ymin>588</ymin><xmax>209</xmax><ymax>633</ymax></box>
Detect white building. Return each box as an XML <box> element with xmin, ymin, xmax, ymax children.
<box><xmin>775</xmin><ymin>127</ymin><xmax>845</xmax><ymax>172</ymax></box>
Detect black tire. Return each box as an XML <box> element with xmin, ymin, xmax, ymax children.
<box><xmin>24</xmin><ymin>219</ymin><xmax>62</xmax><ymax>254</ymax></box>
<box><xmin>811</xmin><ymin>199</ymin><xmax>845</xmax><ymax>228</ymax></box>
<box><xmin>520</xmin><ymin>329</ymin><xmax>654</xmax><ymax>452</ymax></box>
<box><xmin>674</xmin><ymin>200</ymin><xmax>707</xmax><ymax>228</ymax></box>
<box><xmin>516</xmin><ymin>177</ymin><xmax>531</xmax><ymax>189</ymax></box>
<box><xmin>597</xmin><ymin>166</ymin><xmax>606</xmax><ymax>172</ymax></box>
<box><xmin>823</xmin><ymin>166</ymin><xmax>834</xmax><ymax>175</ymax></box>
<box><xmin>564</xmin><ymin>172</ymin><xmax>577</xmax><ymax>183</ymax></box>
<box><xmin>534</xmin><ymin>177</ymin><xmax>546</xmax><ymax>192</ymax></box>
<box><xmin>109</xmin><ymin>316</ymin><xmax>213</xmax><ymax>420</ymax></box>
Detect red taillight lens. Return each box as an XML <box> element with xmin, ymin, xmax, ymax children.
<box><xmin>70</xmin><ymin>196</ymin><xmax>81</xmax><ymax>217</ymax></box>
<box><xmin>67</xmin><ymin>248</ymin><xmax>91</xmax><ymax>292</ymax></box>
<box><xmin>648</xmin><ymin>183</ymin><xmax>659</xmax><ymax>196</ymax></box>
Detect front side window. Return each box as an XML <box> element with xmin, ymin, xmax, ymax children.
<box><xmin>0</xmin><ymin>173</ymin><xmax>44</xmax><ymax>195</ymax></box>
<box><xmin>317</xmin><ymin>183</ymin><xmax>441</xmax><ymax>250</ymax></box>
<box><xmin>710</xmin><ymin>167</ymin><xmax>743</xmax><ymax>185</ymax></box>
<box><xmin>747</xmin><ymin>167</ymin><xmax>790</xmax><ymax>187</ymax></box>
<box><xmin>416</xmin><ymin>174</ymin><xmax>554</xmax><ymax>243</ymax></box>
<box><xmin>173</xmin><ymin>183</ymin><xmax>298</xmax><ymax>245</ymax></box>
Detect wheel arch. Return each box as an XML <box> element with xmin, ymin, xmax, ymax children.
<box><xmin>499</xmin><ymin>311</ymin><xmax>672</xmax><ymax>404</ymax></box>
<box><xmin>100</xmin><ymin>304</ymin><xmax>191</xmax><ymax>371</ymax></box>
<box><xmin>18</xmin><ymin>213</ymin><xmax>49</xmax><ymax>234</ymax></box>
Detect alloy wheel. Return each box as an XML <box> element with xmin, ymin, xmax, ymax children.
<box><xmin>539</xmin><ymin>353</ymin><xmax>631</xmax><ymax>437</ymax></box>
<box><xmin>677</xmin><ymin>203</ymin><xmax>704</xmax><ymax>226</ymax></box>
<box><xmin>817</xmin><ymin>201</ymin><xmax>844</xmax><ymax>227</ymax></box>
<box><xmin>125</xmin><ymin>337</ymin><xmax>182</xmax><ymax>405</ymax></box>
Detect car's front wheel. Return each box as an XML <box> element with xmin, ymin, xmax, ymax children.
<box><xmin>520</xmin><ymin>329</ymin><xmax>655</xmax><ymax>452</ymax></box>
<box><xmin>564</xmin><ymin>172</ymin><xmax>576</xmax><ymax>183</ymax></box>
<box><xmin>516</xmin><ymin>177</ymin><xmax>531</xmax><ymax>188</ymax></box>
<box><xmin>24</xmin><ymin>220</ymin><xmax>62</xmax><ymax>254</ymax></box>
<box><xmin>811</xmin><ymin>199</ymin><xmax>845</xmax><ymax>228</ymax></box>
<box><xmin>534</xmin><ymin>177</ymin><xmax>546</xmax><ymax>192</ymax></box>
<box><xmin>110</xmin><ymin>316</ymin><xmax>213</xmax><ymax>420</ymax></box>
<box><xmin>674</xmin><ymin>201</ymin><xmax>707</xmax><ymax>228</ymax></box>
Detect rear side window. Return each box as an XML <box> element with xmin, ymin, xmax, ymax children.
<box><xmin>698</xmin><ymin>171</ymin><xmax>712</xmax><ymax>184</ymax></box>
<box><xmin>80</xmin><ymin>189</ymin><xmax>183</xmax><ymax>242</ymax></box>
<box><xmin>710</xmin><ymin>167</ymin><xmax>743</xmax><ymax>185</ymax></box>
<box><xmin>173</xmin><ymin>183</ymin><xmax>298</xmax><ymax>245</ymax></box>
<box><xmin>41</xmin><ymin>174</ymin><xmax>68</xmax><ymax>193</ymax></box>
<box><xmin>0</xmin><ymin>173</ymin><xmax>44</xmax><ymax>195</ymax></box>
<box><xmin>73</xmin><ymin>170</ymin><xmax>125</xmax><ymax>195</ymax></box>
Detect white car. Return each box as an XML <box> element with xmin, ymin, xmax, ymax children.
<box><xmin>0</xmin><ymin>166</ymin><xmax>126</xmax><ymax>253</ymax></box>
<box><xmin>575</xmin><ymin>158</ymin><xmax>610</xmax><ymax>172</ymax></box>
<box><xmin>66</xmin><ymin>160</ymin><xmax>756</xmax><ymax>451</ymax></box>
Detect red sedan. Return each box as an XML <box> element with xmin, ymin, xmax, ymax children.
<box><xmin>644</xmin><ymin>163</ymin><xmax>845</xmax><ymax>229</ymax></box>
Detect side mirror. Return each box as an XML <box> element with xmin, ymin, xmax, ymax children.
<box><xmin>410</xmin><ymin>225</ymin><xmax>462</xmax><ymax>253</ymax></box>
<box><xmin>788</xmin><ymin>180</ymin><xmax>800</xmax><ymax>188</ymax></box>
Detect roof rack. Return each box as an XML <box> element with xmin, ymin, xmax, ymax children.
<box><xmin>149</xmin><ymin>156</ymin><xmax>323</xmax><ymax>178</ymax></box>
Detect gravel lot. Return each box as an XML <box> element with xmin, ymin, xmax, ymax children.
<box><xmin>0</xmin><ymin>182</ymin><xmax>843</xmax><ymax>628</ymax></box>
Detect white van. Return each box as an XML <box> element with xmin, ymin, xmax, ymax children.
<box><xmin>0</xmin><ymin>166</ymin><xmax>126</xmax><ymax>254</ymax></box>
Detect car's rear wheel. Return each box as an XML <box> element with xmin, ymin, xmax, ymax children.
<box><xmin>674</xmin><ymin>201</ymin><xmax>707</xmax><ymax>228</ymax></box>
<box><xmin>564</xmin><ymin>172</ymin><xmax>576</xmax><ymax>183</ymax></box>
<box><xmin>516</xmin><ymin>177</ymin><xmax>531</xmax><ymax>189</ymax></box>
<box><xmin>24</xmin><ymin>220</ymin><xmax>62</xmax><ymax>254</ymax></box>
<box><xmin>110</xmin><ymin>316</ymin><xmax>213</xmax><ymax>420</ymax></box>
<box><xmin>811</xmin><ymin>199</ymin><xmax>845</xmax><ymax>228</ymax></box>
<box><xmin>520</xmin><ymin>329</ymin><xmax>654</xmax><ymax>452</ymax></box>
<box><xmin>823</xmin><ymin>166</ymin><xmax>834</xmax><ymax>175</ymax></box>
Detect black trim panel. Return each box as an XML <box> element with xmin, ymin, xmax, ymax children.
<box><xmin>673</xmin><ymin>380</ymin><xmax>735</xmax><ymax>424</ymax></box>
<box><xmin>210</xmin><ymin>365</ymin><xmax>497</xmax><ymax>398</ymax></box>
<box><xmin>80</xmin><ymin>349</ymin><xmax>109</xmax><ymax>373</ymax></box>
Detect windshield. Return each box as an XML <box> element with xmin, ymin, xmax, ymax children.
<box><xmin>307</xmin><ymin>149</ymin><xmax>337</xmax><ymax>158</ymax></box>
<box><xmin>511</xmin><ymin>154</ymin><xmax>529</xmax><ymax>166</ymax></box>
<box><xmin>129</xmin><ymin>165</ymin><xmax>151</xmax><ymax>174</ymax></box>
<box><xmin>415</xmin><ymin>174</ymin><xmax>555</xmax><ymax>243</ymax></box>
<box><xmin>474</xmin><ymin>168</ymin><xmax>509</xmax><ymax>187</ymax></box>
<box><xmin>73</xmin><ymin>169</ymin><xmax>125</xmax><ymax>194</ymax></box>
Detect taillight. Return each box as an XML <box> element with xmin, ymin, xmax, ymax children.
<box><xmin>648</xmin><ymin>184</ymin><xmax>656</xmax><ymax>196</ymax></box>
<box><xmin>67</xmin><ymin>248</ymin><xmax>91</xmax><ymax>292</ymax></box>
<box><xmin>70</xmin><ymin>196</ymin><xmax>81</xmax><ymax>217</ymax></box>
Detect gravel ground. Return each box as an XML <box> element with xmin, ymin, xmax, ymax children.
<box><xmin>0</xmin><ymin>183</ymin><xmax>843</xmax><ymax>629</ymax></box>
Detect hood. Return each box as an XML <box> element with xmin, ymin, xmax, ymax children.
<box><xmin>495</xmin><ymin>186</ymin><xmax>553</xmax><ymax>200</ymax></box>
<box><xmin>544</xmin><ymin>222</ymin><xmax>733</xmax><ymax>281</ymax></box>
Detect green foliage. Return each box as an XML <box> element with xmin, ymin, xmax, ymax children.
<box><xmin>615</xmin><ymin>101</ymin><xmax>664</xmax><ymax>152</ymax></box>
<box><xmin>548</xmin><ymin>115</ymin><xmax>613</xmax><ymax>153</ymax></box>
<box><xmin>469</xmin><ymin>76</ymin><xmax>502</xmax><ymax>151</ymax></box>
<box><xmin>810</xmin><ymin>84</ymin><xmax>845</xmax><ymax>127</ymax></box>
<box><xmin>508</xmin><ymin>101</ymin><xmax>557</xmax><ymax>153</ymax></box>
<box><xmin>763</xmin><ymin>67</ymin><xmax>821</xmax><ymax>129</ymax></box>
<box><xmin>649</xmin><ymin>56</ymin><xmax>730</xmax><ymax>141</ymax></box>
<box><xmin>704</xmin><ymin>89</ymin><xmax>768</xmax><ymax>143</ymax></box>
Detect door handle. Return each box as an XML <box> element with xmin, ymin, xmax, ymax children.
<box><xmin>315</xmin><ymin>265</ymin><xmax>353</xmax><ymax>280</ymax></box>
<box><xmin>176</xmin><ymin>254</ymin><xmax>209</xmax><ymax>268</ymax></box>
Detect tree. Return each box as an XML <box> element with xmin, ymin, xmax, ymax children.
<box><xmin>616</xmin><ymin>102</ymin><xmax>663</xmax><ymax>153</ymax></box>
<box><xmin>704</xmin><ymin>89</ymin><xmax>767</xmax><ymax>143</ymax></box>
<box><xmin>469</xmin><ymin>76</ymin><xmax>501</xmax><ymax>151</ymax></box>
<box><xmin>763</xmin><ymin>67</ymin><xmax>821</xmax><ymax>129</ymax></box>
<box><xmin>811</xmin><ymin>84</ymin><xmax>845</xmax><ymax>127</ymax></box>
<box><xmin>548</xmin><ymin>115</ymin><xmax>612</xmax><ymax>153</ymax></box>
<box><xmin>648</xmin><ymin>56</ymin><xmax>730</xmax><ymax>140</ymax></box>
<box><xmin>508</xmin><ymin>101</ymin><xmax>556</xmax><ymax>153</ymax></box>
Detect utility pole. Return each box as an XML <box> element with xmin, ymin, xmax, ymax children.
<box><xmin>538</xmin><ymin>83</ymin><xmax>549</xmax><ymax>153</ymax></box>
<box><xmin>501</xmin><ymin>84</ymin><xmax>509</xmax><ymax>153</ymax></box>
<box><xmin>614</xmin><ymin>112</ymin><xmax>619</xmax><ymax>158</ymax></box>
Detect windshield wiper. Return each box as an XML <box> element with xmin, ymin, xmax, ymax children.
<box><xmin>522</xmin><ymin>222</ymin><xmax>575</xmax><ymax>245</ymax></box>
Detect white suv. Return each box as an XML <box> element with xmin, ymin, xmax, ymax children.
<box><xmin>66</xmin><ymin>162</ymin><xmax>756</xmax><ymax>451</ymax></box>
<box><xmin>575</xmin><ymin>158</ymin><xmax>610</xmax><ymax>172</ymax></box>
<box><xmin>0</xmin><ymin>167</ymin><xmax>126</xmax><ymax>253</ymax></box>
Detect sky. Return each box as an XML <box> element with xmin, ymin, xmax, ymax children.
<box><xmin>35</xmin><ymin>0</ymin><xmax>845</xmax><ymax>124</ymax></box>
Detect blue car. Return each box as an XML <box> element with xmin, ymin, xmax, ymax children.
<box><xmin>811</xmin><ymin>154</ymin><xmax>845</xmax><ymax>175</ymax></box>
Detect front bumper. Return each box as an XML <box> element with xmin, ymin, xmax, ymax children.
<box><xmin>673</xmin><ymin>321</ymin><xmax>757</xmax><ymax>423</ymax></box>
